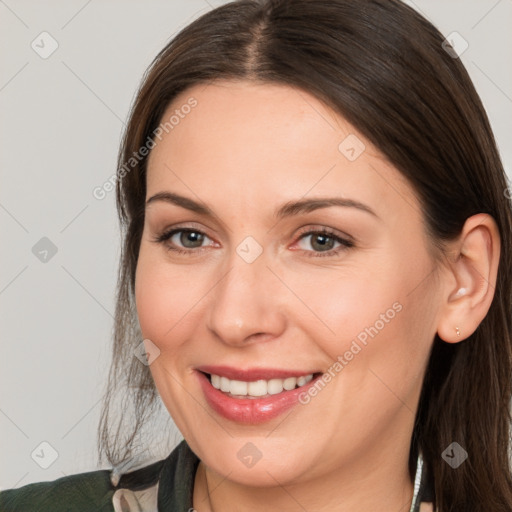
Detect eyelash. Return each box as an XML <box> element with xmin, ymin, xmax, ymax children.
<box><xmin>153</xmin><ymin>225</ymin><xmax>354</xmax><ymax>258</ymax></box>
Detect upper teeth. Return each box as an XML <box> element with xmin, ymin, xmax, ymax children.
<box><xmin>210</xmin><ymin>374</ymin><xmax>314</xmax><ymax>397</ymax></box>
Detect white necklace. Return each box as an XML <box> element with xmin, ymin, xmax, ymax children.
<box><xmin>408</xmin><ymin>452</ymin><xmax>424</xmax><ymax>512</ymax></box>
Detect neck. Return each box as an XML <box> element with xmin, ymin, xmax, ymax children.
<box><xmin>193</xmin><ymin>447</ymin><xmax>415</xmax><ymax>512</ymax></box>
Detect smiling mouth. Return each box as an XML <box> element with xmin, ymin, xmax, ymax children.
<box><xmin>201</xmin><ymin>371</ymin><xmax>322</xmax><ymax>399</ymax></box>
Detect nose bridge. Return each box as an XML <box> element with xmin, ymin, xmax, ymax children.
<box><xmin>206</xmin><ymin>239</ymin><xmax>287</xmax><ymax>345</ymax></box>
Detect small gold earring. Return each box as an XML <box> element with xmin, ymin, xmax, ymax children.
<box><xmin>455</xmin><ymin>326</ymin><xmax>461</xmax><ymax>337</ymax></box>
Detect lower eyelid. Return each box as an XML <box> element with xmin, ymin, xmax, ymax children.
<box><xmin>165</xmin><ymin>229</ymin><xmax>214</xmax><ymax>248</ymax></box>
<box><xmin>155</xmin><ymin>228</ymin><xmax>353</xmax><ymax>256</ymax></box>
<box><xmin>293</xmin><ymin>240</ymin><xmax>352</xmax><ymax>259</ymax></box>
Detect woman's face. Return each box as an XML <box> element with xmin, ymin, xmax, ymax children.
<box><xmin>135</xmin><ymin>80</ymin><xmax>442</xmax><ymax>487</ymax></box>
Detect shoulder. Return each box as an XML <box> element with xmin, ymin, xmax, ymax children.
<box><xmin>0</xmin><ymin>468</ymin><xmax>116</xmax><ymax>511</ymax></box>
<box><xmin>0</xmin><ymin>458</ymin><xmax>166</xmax><ymax>512</ymax></box>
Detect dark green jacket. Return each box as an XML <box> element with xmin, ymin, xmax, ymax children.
<box><xmin>0</xmin><ymin>441</ymin><xmax>434</xmax><ymax>511</ymax></box>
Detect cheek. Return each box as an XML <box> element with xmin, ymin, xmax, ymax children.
<box><xmin>333</xmin><ymin>275</ymin><xmax>436</xmax><ymax>410</ymax></box>
<box><xmin>134</xmin><ymin>244</ymin><xmax>205</xmax><ymax>348</ymax></box>
<box><xmin>276</xmin><ymin>261</ymin><xmax>404</xmax><ymax>357</ymax></box>
<box><xmin>293</xmin><ymin>246</ymin><xmax>436</xmax><ymax>382</ymax></box>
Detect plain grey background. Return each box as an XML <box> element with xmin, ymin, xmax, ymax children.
<box><xmin>1</xmin><ymin>0</ymin><xmax>511</xmax><ymax>490</ymax></box>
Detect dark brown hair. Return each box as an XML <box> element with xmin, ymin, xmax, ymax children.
<box><xmin>98</xmin><ymin>0</ymin><xmax>512</xmax><ymax>509</ymax></box>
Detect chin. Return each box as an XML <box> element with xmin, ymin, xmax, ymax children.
<box><xmin>192</xmin><ymin>435</ymin><xmax>319</xmax><ymax>487</ymax></box>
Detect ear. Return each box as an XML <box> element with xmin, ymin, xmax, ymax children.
<box><xmin>436</xmin><ymin>213</ymin><xmax>501</xmax><ymax>343</ymax></box>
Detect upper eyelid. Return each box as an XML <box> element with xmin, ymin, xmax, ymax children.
<box><xmin>157</xmin><ymin>225</ymin><xmax>353</xmax><ymax>248</ymax></box>
<box><xmin>295</xmin><ymin>225</ymin><xmax>354</xmax><ymax>243</ymax></box>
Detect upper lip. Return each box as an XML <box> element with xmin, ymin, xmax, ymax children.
<box><xmin>196</xmin><ymin>365</ymin><xmax>319</xmax><ymax>381</ymax></box>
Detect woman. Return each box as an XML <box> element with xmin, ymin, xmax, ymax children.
<box><xmin>1</xmin><ymin>0</ymin><xmax>511</xmax><ymax>510</ymax></box>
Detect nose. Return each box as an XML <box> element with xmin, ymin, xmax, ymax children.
<box><xmin>205</xmin><ymin>245</ymin><xmax>287</xmax><ymax>347</ymax></box>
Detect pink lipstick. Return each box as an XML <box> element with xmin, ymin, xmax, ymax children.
<box><xmin>196</xmin><ymin>365</ymin><xmax>321</xmax><ymax>424</ymax></box>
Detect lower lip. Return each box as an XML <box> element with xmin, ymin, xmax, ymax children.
<box><xmin>196</xmin><ymin>371</ymin><xmax>319</xmax><ymax>424</ymax></box>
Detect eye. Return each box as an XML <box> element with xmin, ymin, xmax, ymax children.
<box><xmin>153</xmin><ymin>228</ymin><xmax>215</xmax><ymax>255</ymax></box>
<box><xmin>153</xmin><ymin>225</ymin><xmax>354</xmax><ymax>258</ymax></box>
<box><xmin>293</xmin><ymin>228</ymin><xmax>354</xmax><ymax>258</ymax></box>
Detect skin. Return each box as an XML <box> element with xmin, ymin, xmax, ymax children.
<box><xmin>135</xmin><ymin>80</ymin><xmax>500</xmax><ymax>512</ymax></box>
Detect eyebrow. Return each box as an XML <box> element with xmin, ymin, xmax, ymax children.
<box><xmin>146</xmin><ymin>191</ymin><xmax>379</xmax><ymax>219</ymax></box>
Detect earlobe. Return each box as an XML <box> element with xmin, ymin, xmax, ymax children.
<box><xmin>436</xmin><ymin>213</ymin><xmax>500</xmax><ymax>344</ymax></box>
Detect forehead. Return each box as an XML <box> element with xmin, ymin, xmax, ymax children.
<box><xmin>146</xmin><ymin>80</ymin><xmax>421</xmax><ymax>227</ymax></box>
